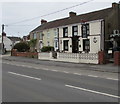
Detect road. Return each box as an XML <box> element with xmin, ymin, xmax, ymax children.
<box><xmin>2</xmin><ymin>59</ymin><xmax>119</xmax><ymax>102</ymax></box>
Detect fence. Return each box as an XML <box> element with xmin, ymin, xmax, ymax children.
<box><xmin>38</xmin><ymin>52</ymin><xmax>98</xmax><ymax>64</ymax></box>
<box><xmin>57</xmin><ymin>53</ymin><xmax>98</xmax><ymax>64</ymax></box>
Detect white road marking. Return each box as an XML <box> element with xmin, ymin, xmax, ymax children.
<box><xmin>8</xmin><ymin>72</ymin><xmax>41</xmax><ymax>80</ymax></box>
<box><xmin>62</xmin><ymin>71</ymin><xmax>69</xmax><ymax>73</ymax></box>
<box><xmin>88</xmin><ymin>75</ymin><xmax>98</xmax><ymax>78</ymax></box>
<box><xmin>73</xmin><ymin>73</ymin><xmax>82</xmax><ymax>76</ymax></box>
<box><xmin>42</xmin><ymin>68</ymin><xmax>49</xmax><ymax>71</ymax></box>
<box><xmin>65</xmin><ymin>84</ymin><xmax>120</xmax><ymax>99</ymax></box>
<box><xmin>51</xmin><ymin>70</ymin><xmax>58</xmax><ymax>72</ymax></box>
<box><xmin>106</xmin><ymin>78</ymin><xmax>118</xmax><ymax>81</ymax></box>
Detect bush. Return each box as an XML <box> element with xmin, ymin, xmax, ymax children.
<box><xmin>13</xmin><ymin>42</ymin><xmax>30</xmax><ymax>52</ymax></box>
<box><xmin>41</xmin><ymin>46</ymin><xmax>54</xmax><ymax>52</ymax></box>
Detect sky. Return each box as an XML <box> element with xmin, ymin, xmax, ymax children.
<box><xmin>0</xmin><ymin>0</ymin><xmax>119</xmax><ymax>38</ymax></box>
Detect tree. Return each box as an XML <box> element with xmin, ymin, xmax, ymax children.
<box><xmin>28</xmin><ymin>39</ymin><xmax>37</xmax><ymax>52</ymax></box>
<box><xmin>13</xmin><ymin>42</ymin><xmax>30</xmax><ymax>52</ymax></box>
<box><xmin>41</xmin><ymin>46</ymin><xmax>54</xmax><ymax>52</ymax></box>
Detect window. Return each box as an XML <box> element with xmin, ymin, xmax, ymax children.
<box><xmin>54</xmin><ymin>29</ymin><xmax>58</xmax><ymax>37</ymax></box>
<box><xmin>47</xmin><ymin>41</ymin><xmax>50</xmax><ymax>46</ymax></box>
<box><xmin>82</xmin><ymin>24</ymin><xmax>89</xmax><ymax>38</ymax></box>
<box><xmin>83</xmin><ymin>39</ymin><xmax>90</xmax><ymax>52</ymax></box>
<box><xmin>39</xmin><ymin>33</ymin><xmax>43</xmax><ymax>40</ymax></box>
<box><xmin>55</xmin><ymin>40</ymin><xmax>58</xmax><ymax>48</ymax></box>
<box><xmin>63</xmin><ymin>27</ymin><xmax>68</xmax><ymax>37</ymax></box>
<box><xmin>72</xmin><ymin>26</ymin><xmax>78</xmax><ymax>36</ymax></box>
<box><xmin>39</xmin><ymin>41</ymin><xmax>43</xmax><ymax>49</ymax></box>
<box><xmin>63</xmin><ymin>40</ymin><xmax>69</xmax><ymax>51</ymax></box>
<box><xmin>47</xmin><ymin>31</ymin><xmax>50</xmax><ymax>38</ymax></box>
<box><xmin>33</xmin><ymin>33</ymin><xmax>37</xmax><ymax>39</ymax></box>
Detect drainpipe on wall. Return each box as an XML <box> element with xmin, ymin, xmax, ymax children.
<box><xmin>100</xmin><ymin>20</ymin><xmax>105</xmax><ymax>51</ymax></box>
<box><xmin>57</xmin><ymin>28</ymin><xmax>60</xmax><ymax>52</ymax></box>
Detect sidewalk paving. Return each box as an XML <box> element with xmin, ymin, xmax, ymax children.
<box><xmin>2</xmin><ymin>55</ymin><xmax>119</xmax><ymax>73</ymax></box>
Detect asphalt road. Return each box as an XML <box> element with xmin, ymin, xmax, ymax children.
<box><xmin>2</xmin><ymin>60</ymin><xmax>119</xmax><ymax>102</ymax></box>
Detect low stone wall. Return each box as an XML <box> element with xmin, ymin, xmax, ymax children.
<box><xmin>11</xmin><ymin>50</ymin><xmax>38</xmax><ymax>58</ymax></box>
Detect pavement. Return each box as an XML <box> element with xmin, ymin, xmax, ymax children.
<box><xmin>1</xmin><ymin>54</ymin><xmax>120</xmax><ymax>73</ymax></box>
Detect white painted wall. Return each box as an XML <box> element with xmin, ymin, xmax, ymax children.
<box><xmin>59</xmin><ymin>20</ymin><xmax>102</xmax><ymax>53</ymax></box>
<box><xmin>0</xmin><ymin>36</ymin><xmax>12</xmax><ymax>51</ymax></box>
<box><xmin>89</xmin><ymin>36</ymin><xmax>101</xmax><ymax>53</ymax></box>
<box><xmin>90</xmin><ymin>21</ymin><xmax>101</xmax><ymax>35</ymax></box>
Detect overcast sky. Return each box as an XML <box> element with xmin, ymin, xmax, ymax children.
<box><xmin>0</xmin><ymin>0</ymin><xmax>119</xmax><ymax>37</ymax></box>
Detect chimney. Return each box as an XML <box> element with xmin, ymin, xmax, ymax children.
<box><xmin>112</xmin><ymin>2</ymin><xmax>119</xmax><ymax>9</ymax></box>
<box><xmin>69</xmin><ymin>12</ymin><xmax>76</xmax><ymax>17</ymax></box>
<box><xmin>41</xmin><ymin>19</ymin><xmax>47</xmax><ymax>25</ymax></box>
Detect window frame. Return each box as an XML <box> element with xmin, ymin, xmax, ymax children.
<box><xmin>72</xmin><ymin>26</ymin><xmax>78</xmax><ymax>37</ymax></box>
<box><xmin>82</xmin><ymin>24</ymin><xmax>89</xmax><ymax>38</ymax></box>
<box><xmin>83</xmin><ymin>39</ymin><xmax>90</xmax><ymax>52</ymax></box>
<box><xmin>33</xmin><ymin>33</ymin><xmax>37</xmax><ymax>39</ymax></box>
<box><xmin>39</xmin><ymin>33</ymin><xmax>43</xmax><ymax>40</ymax></box>
<box><xmin>63</xmin><ymin>27</ymin><xmax>68</xmax><ymax>38</ymax></box>
<box><xmin>63</xmin><ymin>40</ymin><xmax>69</xmax><ymax>51</ymax></box>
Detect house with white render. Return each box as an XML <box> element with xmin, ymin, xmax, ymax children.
<box><xmin>29</xmin><ymin>2</ymin><xmax>120</xmax><ymax>64</ymax></box>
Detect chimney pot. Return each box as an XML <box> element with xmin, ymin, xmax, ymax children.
<box><xmin>69</xmin><ymin>12</ymin><xmax>76</xmax><ymax>17</ymax></box>
<box><xmin>41</xmin><ymin>19</ymin><xmax>47</xmax><ymax>25</ymax></box>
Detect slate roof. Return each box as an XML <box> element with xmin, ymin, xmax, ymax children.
<box><xmin>8</xmin><ymin>37</ymin><xmax>22</xmax><ymax>41</ymax></box>
<box><xmin>31</xmin><ymin>7</ymin><xmax>112</xmax><ymax>32</ymax></box>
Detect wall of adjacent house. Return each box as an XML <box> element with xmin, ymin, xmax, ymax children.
<box><xmin>104</xmin><ymin>3</ymin><xmax>120</xmax><ymax>50</ymax></box>
<box><xmin>42</xmin><ymin>29</ymin><xmax>55</xmax><ymax>47</ymax></box>
<box><xmin>29</xmin><ymin>32</ymin><xmax>40</xmax><ymax>52</ymax></box>
<box><xmin>0</xmin><ymin>36</ymin><xmax>12</xmax><ymax>51</ymax></box>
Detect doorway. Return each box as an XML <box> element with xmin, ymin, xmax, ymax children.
<box><xmin>72</xmin><ymin>37</ymin><xmax>79</xmax><ymax>53</ymax></box>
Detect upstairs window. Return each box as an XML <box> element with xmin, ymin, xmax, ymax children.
<box><xmin>72</xmin><ymin>26</ymin><xmax>78</xmax><ymax>36</ymax></box>
<box><xmin>39</xmin><ymin>33</ymin><xmax>43</xmax><ymax>40</ymax></box>
<box><xmin>63</xmin><ymin>27</ymin><xmax>68</xmax><ymax>37</ymax></box>
<box><xmin>47</xmin><ymin>31</ymin><xmax>50</xmax><ymax>38</ymax></box>
<box><xmin>54</xmin><ymin>29</ymin><xmax>58</xmax><ymax>37</ymax></box>
<box><xmin>33</xmin><ymin>33</ymin><xmax>37</xmax><ymax>39</ymax></box>
<box><xmin>82</xmin><ymin>24</ymin><xmax>89</xmax><ymax>38</ymax></box>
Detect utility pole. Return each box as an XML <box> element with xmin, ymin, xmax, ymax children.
<box><xmin>1</xmin><ymin>24</ymin><xmax>4</xmax><ymax>54</ymax></box>
<box><xmin>2</xmin><ymin>24</ymin><xmax>4</xmax><ymax>43</ymax></box>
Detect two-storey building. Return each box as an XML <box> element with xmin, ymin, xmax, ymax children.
<box><xmin>30</xmin><ymin>2</ymin><xmax>120</xmax><ymax>54</ymax></box>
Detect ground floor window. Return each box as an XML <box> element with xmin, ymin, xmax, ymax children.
<box><xmin>63</xmin><ymin>40</ymin><xmax>69</xmax><ymax>51</ymax></box>
<box><xmin>47</xmin><ymin>41</ymin><xmax>50</xmax><ymax>46</ymax></box>
<box><xmin>39</xmin><ymin>41</ymin><xmax>43</xmax><ymax>49</ymax></box>
<box><xmin>83</xmin><ymin>39</ymin><xmax>90</xmax><ymax>52</ymax></box>
<box><xmin>55</xmin><ymin>40</ymin><xmax>58</xmax><ymax>48</ymax></box>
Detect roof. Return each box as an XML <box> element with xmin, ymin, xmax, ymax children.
<box><xmin>8</xmin><ymin>37</ymin><xmax>21</xmax><ymax>41</ymax></box>
<box><xmin>31</xmin><ymin>7</ymin><xmax>112</xmax><ymax>32</ymax></box>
